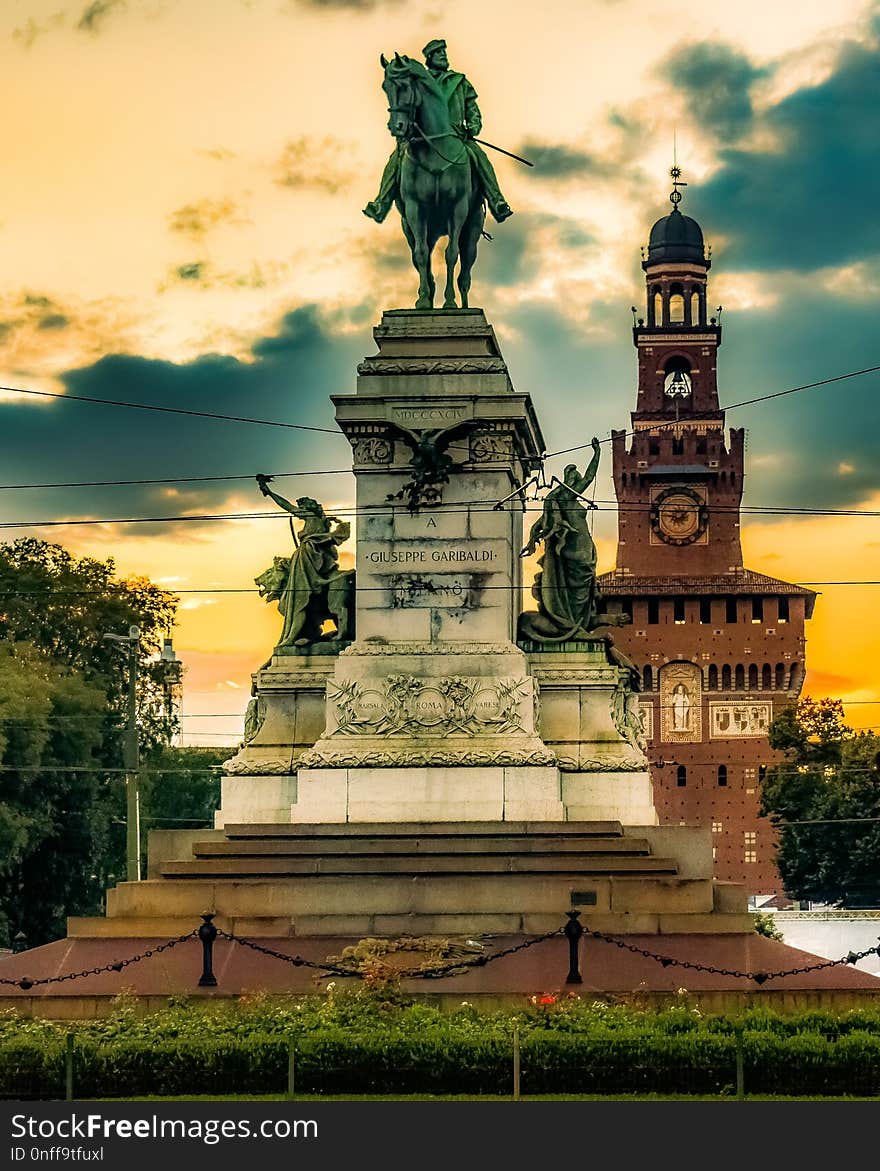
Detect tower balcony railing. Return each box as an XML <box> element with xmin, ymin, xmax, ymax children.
<box><xmin>633</xmin><ymin>322</ymin><xmax>722</xmax><ymax>341</ymax></box>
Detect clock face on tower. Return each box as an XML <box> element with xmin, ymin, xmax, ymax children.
<box><xmin>651</xmin><ymin>486</ymin><xmax>709</xmax><ymax>546</ymax></box>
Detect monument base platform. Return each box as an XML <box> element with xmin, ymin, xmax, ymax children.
<box><xmin>3</xmin><ymin>931</ymin><xmax>879</xmax><ymax>1018</ymax></box>
<box><xmin>50</xmin><ymin>819</ymin><xmax>750</xmax><ymax>940</ymax></box>
<box><xmin>7</xmin><ymin>818</ymin><xmax>880</xmax><ymax>1015</ymax></box>
<box><xmin>218</xmin><ymin>766</ymin><xmax>657</xmax><ymax>826</ymax></box>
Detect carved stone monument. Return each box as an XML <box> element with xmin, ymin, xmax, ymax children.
<box><xmin>218</xmin><ymin>308</ymin><xmax>656</xmax><ymax>827</ymax></box>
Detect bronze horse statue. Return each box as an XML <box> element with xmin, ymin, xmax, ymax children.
<box><xmin>380</xmin><ymin>53</ymin><xmax>485</xmax><ymax>310</ymax></box>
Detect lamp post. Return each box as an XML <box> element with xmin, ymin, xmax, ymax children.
<box><xmin>159</xmin><ymin>637</ymin><xmax>183</xmax><ymax>744</ymax></box>
<box><xmin>104</xmin><ymin>625</ymin><xmax>141</xmax><ymax>882</ymax></box>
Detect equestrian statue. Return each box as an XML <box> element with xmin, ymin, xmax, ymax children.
<box><xmin>364</xmin><ymin>38</ymin><xmax>521</xmax><ymax>310</ymax></box>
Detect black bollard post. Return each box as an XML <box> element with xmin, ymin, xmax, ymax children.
<box><xmin>198</xmin><ymin>913</ymin><xmax>218</xmax><ymax>987</ymax></box>
<box><xmin>564</xmin><ymin>910</ymin><xmax>584</xmax><ymax>985</ymax></box>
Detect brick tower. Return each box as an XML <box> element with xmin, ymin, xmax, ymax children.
<box><xmin>597</xmin><ymin>170</ymin><xmax>816</xmax><ymax>895</ymax></box>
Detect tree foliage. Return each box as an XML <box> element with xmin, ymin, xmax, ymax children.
<box><xmin>761</xmin><ymin>698</ymin><xmax>880</xmax><ymax>906</ymax></box>
<box><xmin>0</xmin><ymin>540</ymin><xmax>222</xmax><ymax>946</ymax></box>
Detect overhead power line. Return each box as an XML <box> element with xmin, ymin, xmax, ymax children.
<box><xmin>3</xmin><ymin>361</ymin><xmax>879</xmax><ymax>460</ymax></box>
<box><xmin>0</xmin><ymin>384</ymin><xmax>343</xmax><ymax>436</ymax></box>
<box><xmin>544</xmin><ymin>363</ymin><xmax>880</xmax><ymax>458</ymax></box>
<box><xmin>4</xmin><ymin>497</ymin><xmax>880</xmax><ymax>529</ymax></box>
<box><xmin>0</xmin><ymin>469</ymin><xmax>352</xmax><ymax>491</ymax></box>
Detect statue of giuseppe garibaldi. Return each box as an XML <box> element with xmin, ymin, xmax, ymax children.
<box><xmin>364</xmin><ymin>38</ymin><xmax>513</xmax><ymax>226</ymax></box>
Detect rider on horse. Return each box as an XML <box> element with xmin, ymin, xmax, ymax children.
<box><xmin>363</xmin><ymin>38</ymin><xmax>513</xmax><ymax>226</ymax></box>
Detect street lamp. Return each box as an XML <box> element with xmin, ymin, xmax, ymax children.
<box><xmin>103</xmin><ymin>625</ymin><xmax>141</xmax><ymax>882</ymax></box>
<box><xmin>159</xmin><ymin>637</ymin><xmax>184</xmax><ymax>741</ymax></box>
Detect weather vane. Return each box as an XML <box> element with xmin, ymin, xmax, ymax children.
<box><xmin>669</xmin><ymin>164</ymin><xmax>687</xmax><ymax>208</ymax></box>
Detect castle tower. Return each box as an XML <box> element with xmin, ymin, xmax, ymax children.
<box><xmin>598</xmin><ymin>170</ymin><xmax>816</xmax><ymax>896</ymax></box>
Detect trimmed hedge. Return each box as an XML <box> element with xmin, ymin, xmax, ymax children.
<box><xmin>4</xmin><ymin>1028</ymin><xmax>880</xmax><ymax>1099</ymax></box>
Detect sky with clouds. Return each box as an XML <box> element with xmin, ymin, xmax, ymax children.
<box><xmin>2</xmin><ymin>0</ymin><xmax>879</xmax><ymax>742</ymax></box>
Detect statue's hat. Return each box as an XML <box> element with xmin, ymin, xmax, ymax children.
<box><xmin>422</xmin><ymin>38</ymin><xmax>447</xmax><ymax>58</ymax></box>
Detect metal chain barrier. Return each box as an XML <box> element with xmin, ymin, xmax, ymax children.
<box><xmin>215</xmin><ymin>928</ymin><xmax>366</xmax><ymax>979</ymax></box>
<box><xmin>2</xmin><ymin>912</ymin><xmax>878</xmax><ymax>990</ymax></box>
<box><xmin>578</xmin><ymin>922</ymin><xmax>880</xmax><ymax>985</ymax></box>
<box><xmin>0</xmin><ymin>929</ymin><xmax>197</xmax><ymax>991</ymax></box>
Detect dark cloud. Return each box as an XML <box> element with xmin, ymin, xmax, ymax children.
<box><xmin>479</xmin><ymin>213</ymin><xmax>595</xmax><ymax>288</ymax></box>
<box><xmin>0</xmin><ymin>293</ymin><xmax>77</xmax><ymax>348</ymax></box>
<box><xmin>175</xmin><ymin>262</ymin><xmax>206</xmax><ymax>282</ymax></box>
<box><xmin>517</xmin><ymin>140</ymin><xmax>612</xmax><ymax>180</ymax></box>
<box><xmin>697</xmin><ymin>36</ymin><xmax>880</xmax><ymax>271</ymax></box>
<box><xmin>659</xmin><ymin>41</ymin><xmax>766</xmax><ymax>142</ymax></box>
<box><xmin>479</xmin><ymin>219</ymin><xmax>534</xmax><ymax>288</ymax></box>
<box><xmin>23</xmin><ymin>294</ymin><xmax>56</xmax><ymax>310</ymax></box>
<box><xmin>77</xmin><ymin>0</ymin><xmax>125</xmax><ymax>35</ymax></box>
<box><xmin>0</xmin><ymin>306</ymin><xmax>363</xmax><ymax>534</ymax></box>
<box><xmin>161</xmin><ymin>259</ymin><xmax>288</xmax><ymax>292</ymax></box>
<box><xmin>12</xmin><ymin>19</ymin><xmax>49</xmax><ymax>49</ymax></box>
<box><xmin>274</xmin><ymin>137</ymin><xmax>356</xmax><ymax>195</ymax></box>
<box><xmin>495</xmin><ymin>279</ymin><xmax>880</xmax><ymax>540</ymax></box>
<box><xmin>168</xmin><ymin>199</ymin><xmax>247</xmax><ymax>239</ymax></box>
<box><xmin>37</xmin><ymin>314</ymin><xmax>71</xmax><ymax>331</ymax></box>
<box><xmin>11</xmin><ymin>10</ymin><xmax>68</xmax><ymax>48</ymax></box>
<box><xmin>709</xmin><ymin>288</ymin><xmax>880</xmax><ymax>513</ymax></box>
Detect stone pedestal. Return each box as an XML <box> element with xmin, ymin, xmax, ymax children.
<box><xmin>290</xmin><ymin>309</ymin><xmax>557</xmax><ymax>819</ymax></box>
<box><xmin>217</xmin><ymin>655</ymin><xmax>334</xmax><ymax>827</ymax></box>
<box><xmin>527</xmin><ymin>640</ymin><xmax>657</xmax><ymax>825</ymax></box>
<box><xmin>216</xmin><ymin>309</ymin><xmax>660</xmax><ymax>830</ymax></box>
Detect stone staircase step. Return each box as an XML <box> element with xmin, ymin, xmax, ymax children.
<box><xmin>190</xmin><ymin>835</ymin><xmax>652</xmax><ymax>859</ymax></box>
<box><xmin>221</xmin><ymin>820</ymin><xmax>625</xmax><ymax>840</ymax></box>
<box><xmin>160</xmin><ymin>854</ymin><xmax>679</xmax><ymax>879</ymax></box>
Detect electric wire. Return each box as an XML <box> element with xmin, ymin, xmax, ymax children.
<box><xmin>4</xmin><ymin>501</ymin><xmax>880</xmax><ymax>529</ymax></box>
<box><xmin>544</xmin><ymin>363</ymin><xmax>880</xmax><ymax>458</ymax></box>
<box><xmin>0</xmin><ymin>470</ymin><xmax>352</xmax><ymax>491</ymax></box>
<box><xmin>0</xmin><ymin>384</ymin><xmax>344</xmax><ymax>435</ymax></box>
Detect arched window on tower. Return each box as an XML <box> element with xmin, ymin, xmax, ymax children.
<box><xmin>677</xmin><ymin>765</ymin><xmax>687</xmax><ymax>788</ymax></box>
<box><xmin>775</xmin><ymin>663</ymin><xmax>785</xmax><ymax>690</ymax></box>
<box><xmin>691</xmin><ymin>291</ymin><xmax>701</xmax><ymax>325</ymax></box>
<box><xmin>735</xmin><ymin>665</ymin><xmax>745</xmax><ymax>690</ymax></box>
<box><xmin>762</xmin><ymin>663</ymin><xmax>772</xmax><ymax>690</ymax></box>
<box><xmin>663</xmin><ymin>356</ymin><xmax>692</xmax><ymax>402</ymax></box>
<box><xmin>708</xmin><ymin>664</ymin><xmax>718</xmax><ymax>690</ymax></box>
<box><xmin>642</xmin><ymin>664</ymin><xmax>653</xmax><ymax>692</ymax></box>
<box><xmin>722</xmin><ymin>665</ymin><xmax>732</xmax><ymax>691</ymax></box>
<box><xmin>653</xmin><ymin>289</ymin><xmax>663</xmax><ymax>326</ymax></box>
<box><xmin>748</xmin><ymin>664</ymin><xmax>758</xmax><ymax>690</ymax></box>
<box><xmin>717</xmin><ymin>764</ymin><xmax>728</xmax><ymax>787</ymax></box>
<box><xmin>669</xmin><ymin>283</ymin><xmax>685</xmax><ymax>324</ymax></box>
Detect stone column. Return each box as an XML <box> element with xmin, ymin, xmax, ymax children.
<box><xmin>296</xmin><ymin>309</ymin><xmax>564</xmax><ymax>822</ymax></box>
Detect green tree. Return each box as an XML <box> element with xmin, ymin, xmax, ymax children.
<box><xmin>0</xmin><ymin>540</ymin><xmax>224</xmax><ymax>945</ymax></box>
<box><xmin>0</xmin><ymin>642</ymin><xmax>108</xmax><ymax>944</ymax></box>
<box><xmin>761</xmin><ymin>698</ymin><xmax>880</xmax><ymax>906</ymax></box>
<box><xmin>0</xmin><ymin>539</ymin><xmax>179</xmax><ymax>751</ymax></box>
<box><xmin>140</xmin><ymin>746</ymin><xmax>225</xmax><ymax>836</ymax></box>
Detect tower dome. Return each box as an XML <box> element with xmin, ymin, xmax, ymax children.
<box><xmin>645</xmin><ymin>207</ymin><xmax>706</xmax><ymax>266</ymax></box>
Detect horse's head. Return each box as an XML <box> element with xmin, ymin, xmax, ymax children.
<box><xmin>380</xmin><ymin>52</ymin><xmax>441</xmax><ymax>141</ymax></box>
<box><xmin>381</xmin><ymin>52</ymin><xmax>420</xmax><ymax>140</ymax></box>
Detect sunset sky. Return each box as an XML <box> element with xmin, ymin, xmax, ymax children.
<box><xmin>2</xmin><ymin>0</ymin><xmax>879</xmax><ymax>745</ymax></box>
